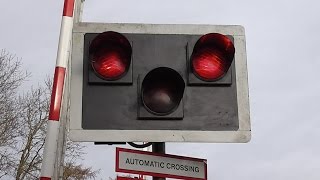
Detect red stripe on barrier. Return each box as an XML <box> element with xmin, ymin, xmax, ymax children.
<box><xmin>49</xmin><ymin>67</ymin><xmax>66</xmax><ymax>121</ymax></box>
<box><xmin>63</xmin><ymin>0</ymin><xmax>75</xmax><ymax>17</ymax></box>
<box><xmin>40</xmin><ymin>177</ymin><xmax>51</xmax><ymax>180</ymax></box>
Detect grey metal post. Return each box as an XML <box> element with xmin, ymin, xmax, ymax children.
<box><xmin>74</xmin><ymin>0</ymin><xmax>84</xmax><ymax>24</ymax></box>
<box><xmin>152</xmin><ymin>143</ymin><xmax>166</xmax><ymax>180</ymax></box>
<box><xmin>56</xmin><ymin>48</ymin><xmax>73</xmax><ymax>179</ymax></box>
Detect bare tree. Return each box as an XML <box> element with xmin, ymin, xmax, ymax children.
<box><xmin>63</xmin><ymin>163</ymin><xmax>99</xmax><ymax>180</ymax></box>
<box><xmin>0</xmin><ymin>49</ymin><xmax>29</xmax><ymax>178</ymax></box>
<box><xmin>15</xmin><ymin>84</ymin><xmax>50</xmax><ymax>179</ymax></box>
<box><xmin>63</xmin><ymin>135</ymin><xmax>100</xmax><ymax>180</ymax></box>
<box><xmin>14</xmin><ymin>80</ymin><xmax>99</xmax><ymax>180</ymax></box>
<box><xmin>0</xmin><ymin>50</ymin><xmax>99</xmax><ymax>179</ymax></box>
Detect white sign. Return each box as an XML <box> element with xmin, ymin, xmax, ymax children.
<box><xmin>116</xmin><ymin>148</ymin><xmax>207</xmax><ymax>180</ymax></box>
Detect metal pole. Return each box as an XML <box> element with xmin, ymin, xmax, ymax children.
<box><xmin>39</xmin><ymin>0</ymin><xmax>75</xmax><ymax>179</ymax></box>
<box><xmin>73</xmin><ymin>0</ymin><xmax>84</xmax><ymax>24</ymax></box>
<box><xmin>152</xmin><ymin>143</ymin><xmax>165</xmax><ymax>180</ymax></box>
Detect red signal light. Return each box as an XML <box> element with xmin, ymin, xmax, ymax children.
<box><xmin>191</xmin><ymin>33</ymin><xmax>235</xmax><ymax>81</ymax></box>
<box><xmin>89</xmin><ymin>31</ymin><xmax>132</xmax><ymax>80</ymax></box>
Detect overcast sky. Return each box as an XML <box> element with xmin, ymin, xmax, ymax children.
<box><xmin>1</xmin><ymin>0</ymin><xmax>320</xmax><ymax>179</ymax></box>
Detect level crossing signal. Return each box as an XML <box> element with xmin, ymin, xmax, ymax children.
<box><xmin>69</xmin><ymin>23</ymin><xmax>251</xmax><ymax>143</ymax></box>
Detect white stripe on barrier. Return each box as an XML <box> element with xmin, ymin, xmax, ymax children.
<box><xmin>40</xmin><ymin>120</ymin><xmax>60</xmax><ymax>178</ymax></box>
<box><xmin>56</xmin><ymin>16</ymin><xmax>73</xmax><ymax>68</ymax></box>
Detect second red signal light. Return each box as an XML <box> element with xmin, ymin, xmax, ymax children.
<box><xmin>191</xmin><ymin>33</ymin><xmax>235</xmax><ymax>81</ymax></box>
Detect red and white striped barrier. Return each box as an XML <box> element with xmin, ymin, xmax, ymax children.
<box><xmin>40</xmin><ymin>0</ymin><xmax>75</xmax><ymax>179</ymax></box>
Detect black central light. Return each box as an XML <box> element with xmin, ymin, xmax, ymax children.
<box><xmin>141</xmin><ymin>67</ymin><xmax>185</xmax><ymax>115</ymax></box>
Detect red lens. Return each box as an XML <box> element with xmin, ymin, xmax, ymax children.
<box><xmin>90</xmin><ymin>31</ymin><xmax>132</xmax><ymax>80</ymax></box>
<box><xmin>191</xmin><ymin>33</ymin><xmax>235</xmax><ymax>81</ymax></box>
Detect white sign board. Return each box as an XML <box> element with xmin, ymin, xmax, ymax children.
<box><xmin>116</xmin><ymin>148</ymin><xmax>207</xmax><ymax>180</ymax></box>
